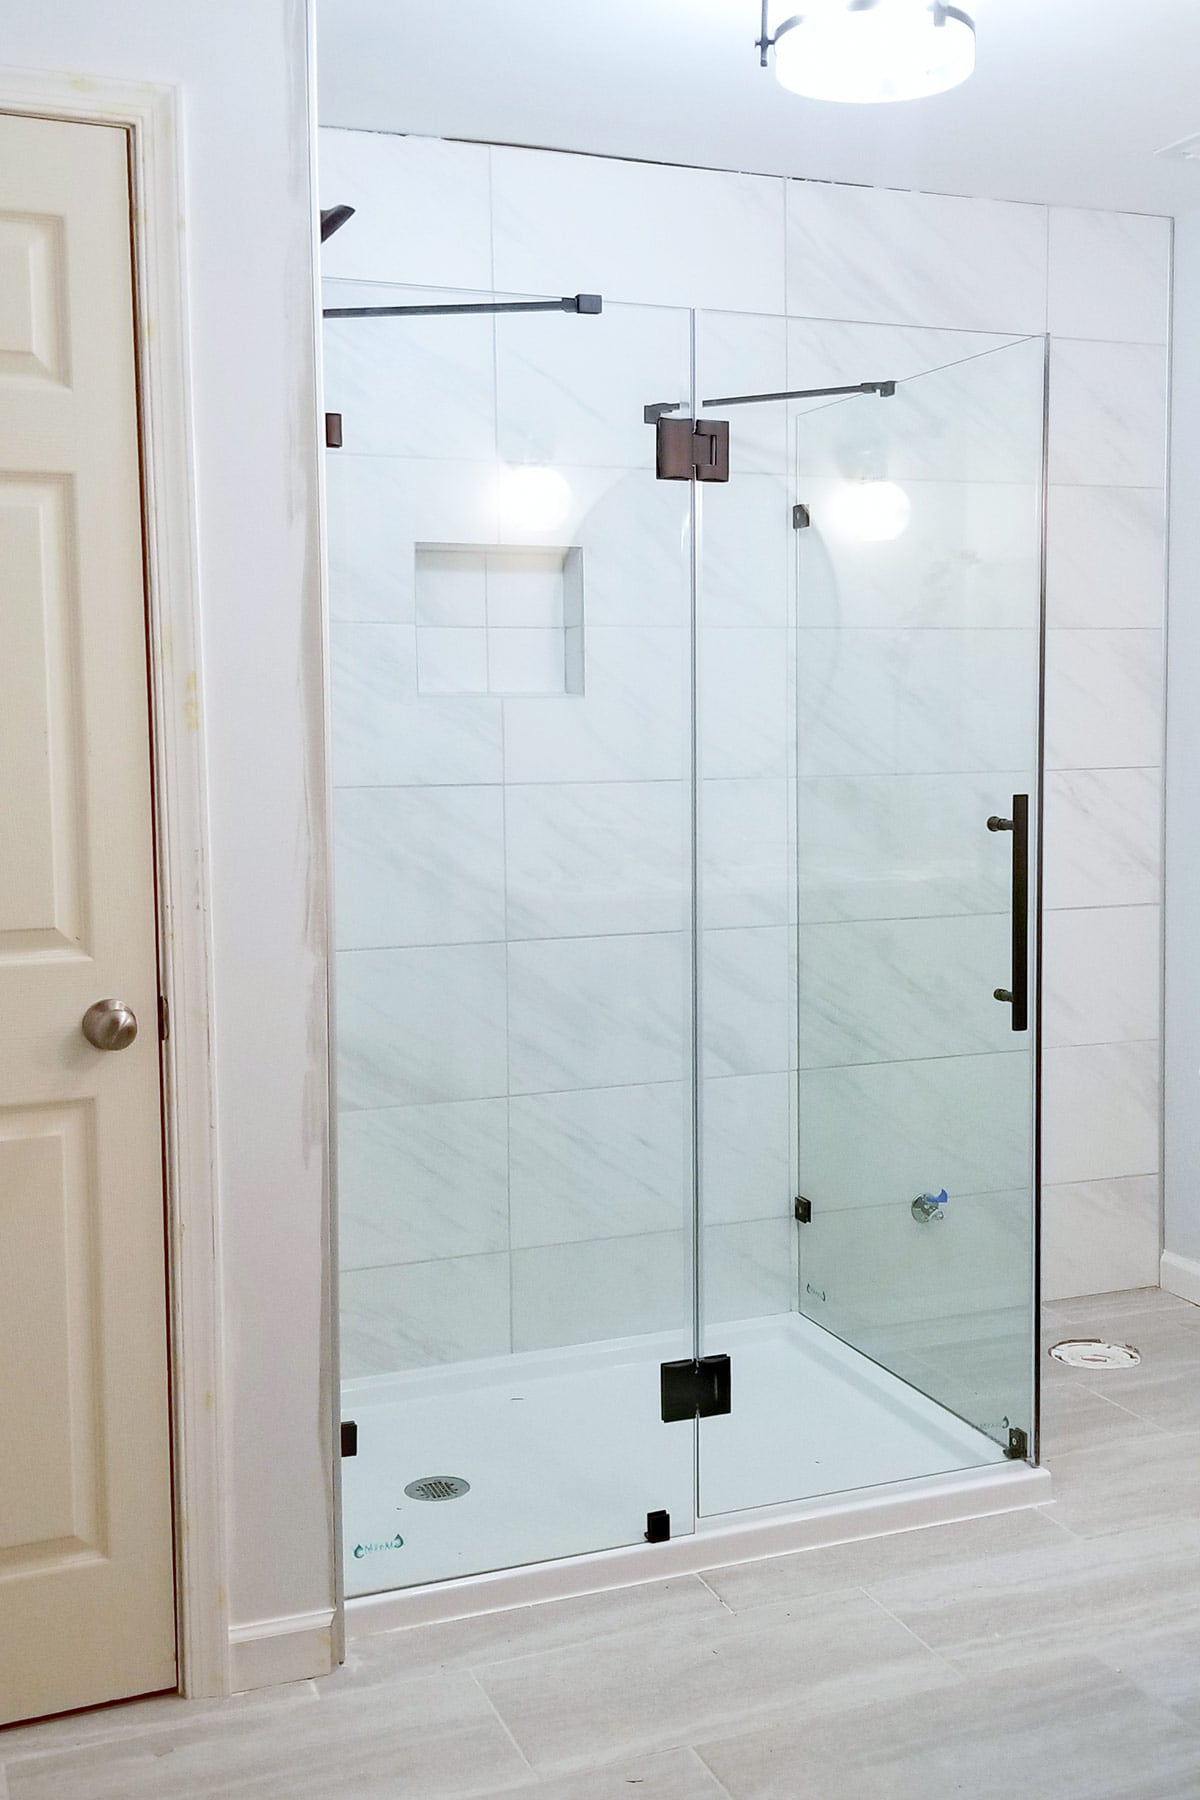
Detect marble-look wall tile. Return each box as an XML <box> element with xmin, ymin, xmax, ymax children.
<box><xmin>1048</xmin><ymin>340</ymin><xmax>1168</xmax><ymax>487</ymax></box>
<box><xmin>799</xmin><ymin>1051</ymin><xmax>1033</xmax><ymax>1209</ymax></box>
<box><xmin>319</xmin><ymin>129</ymin><xmax>493</xmax><ymax>290</ymax></box>
<box><xmin>334</xmin><ymin>785</ymin><xmax>506</xmax><ymax>948</ymax></box>
<box><xmin>511</xmin><ymin>1233</ymin><xmax>691</xmax><ymax>1352</ymax></box>
<box><xmin>1042</xmin><ymin>905</ymin><xmax>1161</xmax><ymax>1048</ymax></box>
<box><xmin>341</xmin><ymin>1253</ymin><xmax>511</xmax><ymax>1375</ymax></box>
<box><xmin>700</xmin><ymin>780</ymin><xmax>790</xmax><ymax>930</ymax></box>
<box><xmin>324</xmin><ymin>302</ymin><xmax>496</xmax><ymax>461</ymax></box>
<box><xmin>795</xmin><ymin>628</ymin><xmax>1039</xmax><ymax>780</ymax></box>
<box><xmin>1042</xmin><ymin>767</ymin><xmax>1162</xmax><ymax>910</ymax></box>
<box><xmin>699</xmin><ymin>629</ymin><xmax>791</xmax><ymax>781</ymax></box>
<box><xmin>1042</xmin><ymin>1174</ymin><xmax>1162</xmax><ymax>1301</ymax></box>
<box><xmin>1044</xmin><ymin>629</ymin><xmax>1163</xmax><ymax>770</ymax></box>
<box><xmin>1048</xmin><ymin>208</ymin><xmax>1171</xmax><ymax>345</ymax></box>
<box><xmin>505</xmin><ymin>781</ymin><xmax>688</xmax><ymax>940</ymax></box>
<box><xmin>702</xmin><ymin>1073</ymin><xmax>793</xmax><ymax>1226</ymax></box>
<box><xmin>338</xmin><ymin>944</ymin><xmax>508</xmax><ymax>1109</ymax></box>
<box><xmin>338</xmin><ymin>1099</ymin><xmax>509</xmax><ymax>1269</ymax></box>
<box><xmin>701</xmin><ymin>927</ymin><xmax>792</xmax><ymax>1079</ymax></box>
<box><xmin>695</xmin><ymin>311</ymin><xmax>790</xmax><ymax>476</ymax></box>
<box><xmin>786</xmin><ymin>181</ymin><xmax>1046</xmax><ymax>332</ymax></box>
<box><xmin>509</xmin><ymin>1082</ymin><xmax>688</xmax><ymax>1248</ymax></box>
<box><xmin>797</xmin><ymin>913</ymin><xmax>1013</xmax><ymax>1069</ymax></box>
<box><xmin>796</xmin><ymin>772</ymin><xmax>1019</xmax><ymax>924</ymax></box>
<box><xmin>503</xmin><ymin>627</ymin><xmax>689</xmax><ymax>785</ymax></box>
<box><xmin>700</xmin><ymin>475</ymin><xmax>793</xmax><ymax>628</ymax></box>
<box><xmin>704</xmin><ymin>1217</ymin><xmax>795</xmax><ymax>1325</ymax></box>
<box><xmin>491</xmin><ymin>144</ymin><xmax>786</xmax><ymax>313</ymax></box>
<box><xmin>534</xmin><ymin>468</ymin><xmax>691</xmax><ymax>629</ymax></box>
<box><xmin>508</xmin><ymin>932</ymin><xmax>689</xmax><ymax>1094</ymax></box>
<box><xmin>331</xmin><ymin>624</ymin><xmax>504</xmax><ymax>787</ymax></box>
<box><xmin>1042</xmin><ymin>1040</ymin><xmax>1160</xmax><ymax>1186</ymax></box>
<box><xmin>1045</xmin><ymin>486</ymin><xmax>1166</xmax><ymax>629</ymax></box>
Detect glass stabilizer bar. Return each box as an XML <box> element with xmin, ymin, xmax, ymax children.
<box><xmin>701</xmin><ymin>379</ymin><xmax>895</xmax><ymax>408</ymax></box>
<box><xmin>323</xmin><ymin>292</ymin><xmax>603</xmax><ymax>320</ymax></box>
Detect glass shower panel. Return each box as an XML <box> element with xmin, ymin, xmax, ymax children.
<box><xmin>695</xmin><ymin>324</ymin><xmax>1044</xmax><ymax>1517</ymax></box>
<box><xmin>325</xmin><ymin>284</ymin><xmax>698</xmax><ymax>1593</ymax></box>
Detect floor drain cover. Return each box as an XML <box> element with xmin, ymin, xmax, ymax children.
<box><xmin>1049</xmin><ymin>1339</ymin><xmax>1140</xmax><ymax>1370</ymax></box>
<box><xmin>404</xmin><ymin>1475</ymin><xmax>471</xmax><ymax>1501</ymax></box>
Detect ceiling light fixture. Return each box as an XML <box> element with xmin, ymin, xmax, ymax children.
<box><xmin>757</xmin><ymin>0</ymin><xmax>976</xmax><ymax>104</ymax></box>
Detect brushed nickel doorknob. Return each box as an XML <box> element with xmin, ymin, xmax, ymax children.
<box><xmin>81</xmin><ymin>999</ymin><xmax>138</xmax><ymax>1051</ymax></box>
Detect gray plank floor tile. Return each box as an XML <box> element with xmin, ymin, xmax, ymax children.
<box><xmin>474</xmin><ymin>1589</ymin><xmax>951</xmax><ymax>1774</ymax></box>
<box><xmin>694</xmin><ymin>1654</ymin><xmax>1200</xmax><ymax>1799</ymax></box>
<box><xmin>1043</xmin><ymin>1430</ymin><xmax>1200</xmax><ymax>1536</ymax></box>
<box><xmin>502</xmin><ymin>1747</ymin><xmax>732</xmax><ymax>1798</ymax></box>
<box><xmin>1039</xmin><ymin>1379</ymin><xmax>1170</xmax><ymax>1454</ymax></box>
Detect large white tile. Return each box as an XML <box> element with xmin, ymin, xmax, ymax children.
<box><xmin>491</xmin><ymin>144</ymin><xmax>786</xmax><ymax>312</ymax></box>
<box><xmin>701</xmin><ymin>779</ymin><xmax>790</xmax><ymax>930</ymax></box>
<box><xmin>1042</xmin><ymin>1040</ymin><xmax>1160</xmax><ymax>1185</ymax></box>
<box><xmin>416</xmin><ymin>625</ymin><xmax>489</xmax><ymax>695</ymax></box>
<box><xmin>495</xmin><ymin>299</ymin><xmax>691</xmax><ymax>471</ymax></box>
<box><xmin>695</xmin><ymin>311</ymin><xmax>789</xmax><ymax>475</ymax></box>
<box><xmin>704</xmin><ymin>1218</ymin><xmax>795</xmax><ymax>1326</ymax></box>
<box><xmin>786</xmin><ymin>181</ymin><xmax>1047</xmax><ymax>333</ymax></box>
<box><xmin>509</xmin><ymin>1083</ymin><xmax>688</xmax><ymax>1249</ymax></box>
<box><xmin>337</xmin><ymin>944</ymin><xmax>508</xmax><ymax>1109</ymax></box>
<box><xmin>508</xmin><ymin>933</ymin><xmax>689</xmax><ymax>1094</ymax></box>
<box><xmin>699</xmin><ymin>629</ymin><xmax>790</xmax><ymax>780</ymax></box>
<box><xmin>334</xmin><ymin>785</ymin><xmax>505</xmax><ymax>948</ymax></box>
<box><xmin>702</xmin><ymin>1073</ymin><xmax>793</xmax><ymax>1227</ymax></box>
<box><xmin>797</xmin><ymin>913</ymin><xmax>1014</xmax><ymax>1069</ymax></box>
<box><xmin>1043</xmin><ymin>905</ymin><xmax>1161</xmax><ymax>1048</ymax></box>
<box><xmin>702</xmin><ymin>927</ymin><xmax>792</xmax><ymax>1078</ymax></box>
<box><xmin>1048</xmin><ymin>208</ymin><xmax>1171</xmax><ymax>344</ymax></box>
<box><xmin>1041</xmin><ymin>1175</ymin><xmax>1162</xmax><ymax>1301</ymax></box>
<box><xmin>1044</xmin><ymin>629</ymin><xmax>1163</xmax><ymax>770</ymax></box>
<box><xmin>700</xmin><ymin>475</ymin><xmax>793</xmax><ymax>628</ymax></box>
<box><xmin>506</xmin><ymin>781</ymin><xmax>689</xmax><ymax>940</ymax></box>
<box><xmin>795</xmin><ymin>628</ymin><xmax>1039</xmax><ymax>779</ymax></box>
<box><xmin>331</xmin><ymin>624</ymin><xmax>503</xmax><ymax>787</ymax></box>
<box><xmin>338</xmin><ymin>1099</ymin><xmax>509</xmax><ymax>1269</ymax></box>
<box><xmin>1045</xmin><ymin>486</ymin><xmax>1166</xmax><ymax>629</ymax></box>
<box><xmin>504</xmin><ymin>626</ymin><xmax>689</xmax><ymax>784</ymax></box>
<box><xmin>796</xmin><ymin>772</ymin><xmax>1022</xmax><ymax>923</ymax></box>
<box><xmin>511</xmin><ymin>1233</ymin><xmax>690</xmax><ymax>1352</ymax></box>
<box><xmin>1048</xmin><ymin>340</ymin><xmax>1168</xmax><ymax>487</ymax></box>
<box><xmin>1042</xmin><ymin>767</ymin><xmax>1162</xmax><ymax>909</ymax></box>
<box><xmin>796</xmin><ymin>477</ymin><xmax>1041</xmax><ymax>631</ymax></box>
<box><xmin>798</xmin><ymin>1051</ymin><xmax>1034</xmax><ymax>1209</ymax></box>
<box><xmin>318</xmin><ymin>129</ymin><xmax>493</xmax><ymax>290</ymax></box>
<box><xmin>548</xmin><ymin>468</ymin><xmax>692</xmax><ymax>628</ymax></box>
<box><xmin>323</xmin><ymin>298</ymin><xmax>496</xmax><ymax>460</ymax></box>
<box><xmin>341</xmin><ymin>1253</ymin><xmax>510</xmax><ymax>1376</ymax></box>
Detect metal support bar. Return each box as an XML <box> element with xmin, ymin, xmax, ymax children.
<box><xmin>701</xmin><ymin>379</ymin><xmax>896</xmax><ymax>408</ymax></box>
<box><xmin>323</xmin><ymin>292</ymin><xmax>603</xmax><ymax>320</ymax></box>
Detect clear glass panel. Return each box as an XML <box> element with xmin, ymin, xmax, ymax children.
<box><xmin>325</xmin><ymin>282</ymin><xmax>698</xmax><ymax>1592</ymax></box>
<box><xmin>696</xmin><ymin>321</ymin><xmax>1044</xmax><ymax>1516</ymax></box>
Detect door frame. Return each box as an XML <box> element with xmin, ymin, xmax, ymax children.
<box><xmin>0</xmin><ymin>68</ymin><xmax>228</xmax><ymax>1698</ymax></box>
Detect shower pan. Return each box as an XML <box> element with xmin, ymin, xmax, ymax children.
<box><xmin>323</xmin><ymin>278</ymin><xmax>1048</xmax><ymax>1621</ymax></box>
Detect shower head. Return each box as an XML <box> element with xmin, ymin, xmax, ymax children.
<box><xmin>320</xmin><ymin>204</ymin><xmax>356</xmax><ymax>243</ymax></box>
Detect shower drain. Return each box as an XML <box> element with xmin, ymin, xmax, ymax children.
<box><xmin>1049</xmin><ymin>1339</ymin><xmax>1141</xmax><ymax>1370</ymax></box>
<box><xmin>404</xmin><ymin>1475</ymin><xmax>471</xmax><ymax>1501</ymax></box>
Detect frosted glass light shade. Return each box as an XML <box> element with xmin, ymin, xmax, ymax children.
<box><xmin>771</xmin><ymin>0</ymin><xmax>976</xmax><ymax>104</ymax></box>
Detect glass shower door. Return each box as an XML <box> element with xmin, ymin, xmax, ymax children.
<box><xmin>696</xmin><ymin>327</ymin><xmax>1046</xmax><ymax>1516</ymax></box>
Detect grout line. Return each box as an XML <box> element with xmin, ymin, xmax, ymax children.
<box><xmin>467</xmin><ymin>1669</ymin><xmax>537</xmax><ymax>1773</ymax></box>
<box><xmin>858</xmin><ymin>1586</ymin><xmax>966</xmax><ymax>1679</ymax></box>
<box><xmin>690</xmin><ymin>1745</ymin><xmax>738</xmax><ymax>1799</ymax></box>
<box><xmin>695</xmin><ymin>1572</ymin><xmax>737</xmax><ymax>1615</ymax></box>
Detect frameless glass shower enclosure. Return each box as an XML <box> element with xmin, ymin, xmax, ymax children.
<box><xmin>324</xmin><ymin>277</ymin><xmax>1045</xmax><ymax>1597</ymax></box>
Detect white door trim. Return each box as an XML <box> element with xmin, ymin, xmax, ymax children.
<box><xmin>0</xmin><ymin>67</ymin><xmax>228</xmax><ymax>1699</ymax></box>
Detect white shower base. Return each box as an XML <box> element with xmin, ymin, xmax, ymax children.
<box><xmin>342</xmin><ymin>1311</ymin><xmax>1046</xmax><ymax>1626</ymax></box>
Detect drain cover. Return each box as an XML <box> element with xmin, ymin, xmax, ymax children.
<box><xmin>404</xmin><ymin>1475</ymin><xmax>471</xmax><ymax>1501</ymax></box>
<box><xmin>1049</xmin><ymin>1339</ymin><xmax>1140</xmax><ymax>1370</ymax></box>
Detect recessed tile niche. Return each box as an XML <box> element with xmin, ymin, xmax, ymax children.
<box><xmin>415</xmin><ymin>544</ymin><xmax>584</xmax><ymax>697</ymax></box>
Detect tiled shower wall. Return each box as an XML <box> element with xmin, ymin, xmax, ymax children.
<box><xmin>322</xmin><ymin>129</ymin><xmax>1169</xmax><ymax>1369</ymax></box>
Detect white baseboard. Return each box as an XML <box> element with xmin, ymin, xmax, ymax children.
<box><xmin>228</xmin><ymin>1608</ymin><xmax>336</xmax><ymax>1693</ymax></box>
<box><xmin>347</xmin><ymin>1461</ymin><xmax>1051</xmax><ymax>1640</ymax></box>
<box><xmin>1160</xmin><ymin>1250</ymin><xmax>1200</xmax><ymax>1306</ymax></box>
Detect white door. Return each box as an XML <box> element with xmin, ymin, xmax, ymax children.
<box><xmin>0</xmin><ymin>111</ymin><xmax>175</xmax><ymax>1725</ymax></box>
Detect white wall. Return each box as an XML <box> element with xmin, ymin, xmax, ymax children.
<box><xmin>1163</xmin><ymin>212</ymin><xmax>1200</xmax><ymax>1290</ymax></box>
<box><xmin>322</xmin><ymin>128</ymin><xmax>1170</xmax><ymax>1327</ymax></box>
<box><xmin>2</xmin><ymin>2</ymin><xmax>336</xmax><ymax>1676</ymax></box>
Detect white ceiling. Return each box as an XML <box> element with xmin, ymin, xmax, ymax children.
<box><xmin>316</xmin><ymin>0</ymin><xmax>1200</xmax><ymax>217</ymax></box>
